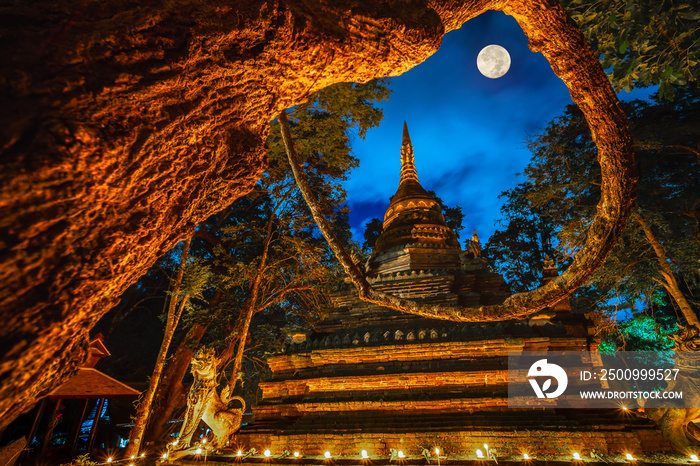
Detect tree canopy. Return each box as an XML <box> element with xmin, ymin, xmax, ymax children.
<box><xmin>485</xmin><ymin>85</ymin><xmax>699</xmax><ymax>327</ymax></box>
<box><xmin>563</xmin><ymin>0</ymin><xmax>699</xmax><ymax>98</ymax></box>
<box><xmin>98</xmin><ymin>79</ymin><xmax>391</xmax><ymax>443</ymax></box>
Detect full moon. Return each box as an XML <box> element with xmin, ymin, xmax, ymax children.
<box><xmin>476</xmin><ymin>45</ymin><xmax>511</xmax><ymax>79</ymax></box>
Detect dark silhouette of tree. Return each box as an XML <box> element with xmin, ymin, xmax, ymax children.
<box><xmin>485</xmin><ymin>85</ymin><xmax>699</xmax><ymax>326</ymax></box>
<box><xmin>363</xmin><ymin>218</ymin><xmax>384</xmax><ymax>251</ymax></box>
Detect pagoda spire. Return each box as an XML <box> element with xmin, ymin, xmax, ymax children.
<box><xmin>399</xmin><ymin>122</ymin><xmax>419</xmax><ymax>184</ymax></box>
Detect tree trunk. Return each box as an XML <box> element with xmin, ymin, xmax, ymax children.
<box><xmin>219</xmin><ymin>210</ymin><xmax>275</xmax><ymax>395</ymax></box>
<box><xmin>633</xmin><ymin>212</ymin><xmax>699</xmax><ymax>327</ymax></box>
<box><xmin>125</xmin><ymin>237</ymin><xmax>191</xmax><ymax>457</ymax></box>
<box><xmin>147</xmin><ymin>323</ymin><xmax>207</xmax><ymax>442</ymax></box>
<box><xmin>0</xmin><ymin>0</ymin><xmax>635</xmax><ymax>430</ymax></box>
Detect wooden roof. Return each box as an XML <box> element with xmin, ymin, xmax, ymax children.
<box><xmin>48</xmin><ymin>368</ymin><xmax>140</xmax><ymax>399</ymax></box>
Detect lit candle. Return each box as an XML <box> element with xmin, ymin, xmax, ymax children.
<box><xmin>107</xmin><ymin>458</ymin><xmax>113</xmax><ymax>463</ymax></box>
<box><xmin>573</xmin><ymin>452</ymin><xmax>581</xmax><ymax>461</ymax></box>
<box><xmin>523</xmin><ymin>453</ymin><xmax>530</xmax><ymax>460</ymax></box>
<box><xmin>476</xmin><ymin>449</ymin><xmax>484</xmax><ymax>459</ymax></box>
<box><xmin>325</xmin><ymin>451</ymin><xmax>332</xmax><ymax>459</ymax></box>
<box><xmin>691</xmin><ymin>454</ymin><xmax>700</xmax><ymax>463</ymax></box>
<box><xmin>398</xmin><ymin>451</ymin><xmax>405</xmax><ymax>459</ymax></box>
<box><xmin>625</xmin><ymin>453</ymin><xmax>635</xmax><ymax>461</ymax></box>
<box><xmin>237</xmin><ymin>450</ymin><xmax>243</xmax><ymax>457</ymax></box>
<box><xmin>361</xmin><ymin>450</ymin><xmax>369</xmax><ymax>459</ymax></box>
<box><xmin>264</xmin><ymin>450</ymin><xmax>271</xmax><ymax>457</ymax></box>
<box><xmin>294</xmin><ymin>452</ymin><xmax>300</xmax><ymax>458</ymax></box>
<box><xmin>162</xmin><ymin>453</ymin><xmax>168</xmax><ymax>459</ymax></box>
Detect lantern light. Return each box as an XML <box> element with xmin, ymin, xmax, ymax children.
<box><xmin>625</xmin><ymin>453</ymin><xmax>636</xmax><ymax>461</ymax></box>
<box><xmin>294</xmin><ymin>452</ymin><xmax>300</xmax><ymax>458</ymax></box>
<box><xmin>107</xmin><ymin>458</ymin><xmax>113</xmax><ymax>463</ymax></box>
<box><xmin>398</xmin><ymin>451</ymin><xmax>405</xmax><ymax>459</ymax></box>
<box><xmin>264</xmin><ymin>450</ymin><xmax>271</xmax><ymax>457</ymax></box>
<box><xmin>523</xmin><ymin>453</ymin><xmax>531</xmax><ymax>460</ymax></box>
<box><xmin>237</xmin><ymin>450</ymin><xmax>243</xmax><ymax>457</ymax></box>
<box><xmin>476</xmin><ymin>449</ymin><xmax>485</xmax><ymax>459</ymax></box>
<box><xmin>325</xmin><ymin>451</ymin><xmax>332</xmax><ymax>459</ymax></box>
<box><xmin>195</xmin><ymin>448</ymin><xmax>202</xmax><ymax>455</ymax></box>
<box><xmin>690</xmin><ymin>454</ymin><xmax>700</xmax><ymax>463</ymax></box>
<box><xmin>573</xmin><ymin>452</ymin><xmax>582</xmax><ymax>461</ymax></box>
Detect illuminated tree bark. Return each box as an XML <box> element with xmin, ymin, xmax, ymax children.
<box><xmin>0</xmin><ymin>0</ymin><xmax>634</xmax><ymax>430</ymax></box>
<box><xmin>126</xmin><ymin>237</ymin><xmax>191</xmax><ymax>457</ymax></box>
<box><xmin>148</xmin><ymin>323</ymin><xmax>207</xmax><ymax>442</ymax></box>
<box><xmin>633</xmin><ymin>211</ymin><xmax>699</xmax><ymax>327</ymax></box>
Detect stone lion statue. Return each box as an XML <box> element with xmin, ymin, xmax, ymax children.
<box><xmin>176</xmin><ymin>346</ymin><xmax>246</xmax><ymax>450</ymax></box>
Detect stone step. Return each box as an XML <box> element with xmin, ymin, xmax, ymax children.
<box><xmin>239</xmin><ymin>409</ymin><xmax>653</xmax><ymax>436</ymax></box>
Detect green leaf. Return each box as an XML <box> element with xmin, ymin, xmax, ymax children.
<box><xmin>679</xmin><ymin>10</ymin><xmax>700</xmax><ymax>20</ymax></box>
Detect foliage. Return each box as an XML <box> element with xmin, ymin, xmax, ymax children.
<box><xmin>427</xmin><ymin>191</ymin><xmax>465</xmax><ymax>239</ymax></box>
<box><xmin>483</xmin><ymin>184</ymin><xmax>555</xmax><ymax>292</ymax></box>
<box><xmin>563</xmin><ymin>0</ymin><xmax>699</xmax><ymax>98</ymax></box>
<box><xmin>60</xmin><ymin>454</ymin><xmax>98</xmax><ymax>466</ymax></box>
<box><xmin>97</xmin><ymin>79</ymin><xmax>391</xmax><ymax>439</ymax></box>
<box><xmin>484</xmin><ymin>85</ymin><xmax>699</xmax><ymax>318</ymax></box>
<box><xmin>363</xmin><ymin>218</ymin><xmax>384</xmax><ymax>250</ymax></box>
<box><xmin>597</xmin><ymin>295</ymin><xmax>679</xmax><ymax>351</ymax></box>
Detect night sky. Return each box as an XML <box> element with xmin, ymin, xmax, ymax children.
<box><xmin>343</xmin><ymin>11</ymin><xmax>654</xmax><ymax>246</ymax></box>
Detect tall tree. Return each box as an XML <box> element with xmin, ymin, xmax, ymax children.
<box><xmin>124</xmin><ymin>238</ymin><xmax>209</xmax><ymax>457</ymax></box>
<box><xmin>484</xmin><ymin>184</ymin><xmax>555</xmax><ymax>292</ymax></box>
<box><xmin>485</xmin><ymin>85</ymin><xmax>699</xmax><ymax>323</ymax></box>
<box><xmin>136</xmin><ymin>80</ymin><xmax>390</xmax><ymax>443</ymax></box>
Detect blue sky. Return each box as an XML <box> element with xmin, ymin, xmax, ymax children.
<box><xmin>342</xmin><ymin>11</ymin><xmax>654</xmax><ymax>246</ymax></box>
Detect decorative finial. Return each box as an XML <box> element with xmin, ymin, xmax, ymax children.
<box><xmin>400</xmin><ymin>122</ymin><xmax>419</xmax><ymax>184</ymax></box>
<box><xmin>470</xmin><ymin>229</ymin><xmax>481</xmax><ymax>257</ymax></box>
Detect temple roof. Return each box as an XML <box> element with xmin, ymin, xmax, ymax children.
<box><xmin>368</xmin><ymin>123</ymin><xmax>461</xmax><ymax>275</ymax></box>
<box><xmin>48</xmin><ymin>368</ymin><xmax>140</xmax><ymax>399</ymax></box>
